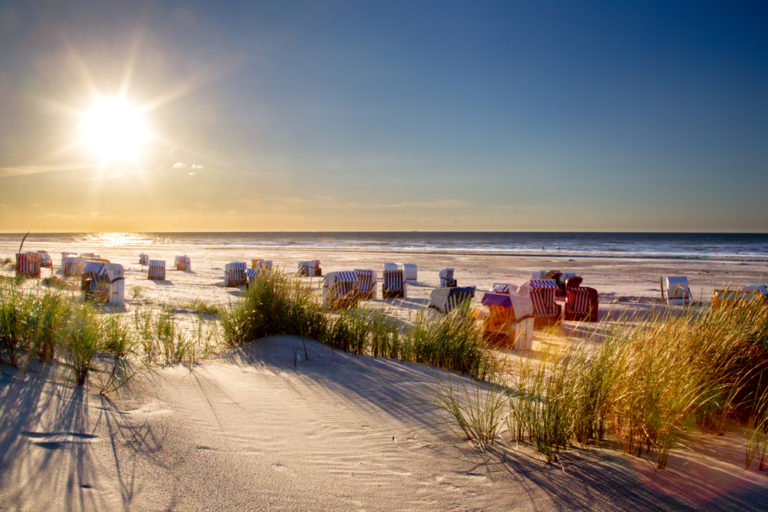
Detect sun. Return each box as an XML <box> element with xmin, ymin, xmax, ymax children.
<box><xmin>78</xmin><ymin>97</ymin><xmax>149</xmax><ymax>164</ymax></box>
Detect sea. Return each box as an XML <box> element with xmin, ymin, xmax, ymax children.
<box><xmin>2</xmin><ymin>232</ymin><xmax>768</xmax><ymax>262</ymax></box>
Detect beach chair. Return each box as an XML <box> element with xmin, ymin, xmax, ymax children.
<box><xmin>403</xmin><ymin>263</ymin><xmax>418</xmax><ymax>282</ymax></box>
<box><xmin>298</xmin><ymin>260</ymin><xmax>322</xmax><ymax>277</ymax></box>
<box><xmin>519</xmin><ymin>279</ymin><xmax>561</xmax><ymax>326</ymax></box>
<box><xmin>384</xmin><ymin>262</ymin><xmax>399</xmax><ymax>272</ymax></box>
<box><xmin>439</xmin><ymin>268</ymin><xmax>457</xmax><ymax>288</ymax></box>
<box><xmin>174</xmin><ymin>255</ymin><xmax>191</xmax><ymax>271</ymax></box>
<box><xmin>563</xmin><ymin>277</ymin><xmax>599</xmax><ymax>322</ymax></box>
<box><xmin>61</xmin><ymin>252</ymin><xmax>76</xmax><ymax>268</ymax></box>
<box><xmin>37</xmin><ymin>250</ymin><xmax>52</xmax><ymax>268</ymax></box>
<box><xmin>712</xmin><ymin>285</ymin><xmax>768</xmax><ymax>307</ymax></box>
<box><xmin>323</xmin><ymin>271</ymin><xmax>359</xmax><ymax>309</ymax></box>
<box><xmin>382</xmin><ymin>269</ymin><xmax>406</xmax><ymax>299</ymax></box>
<box><xmin>80</xmin><ymin>253</ymin><xmax>99</xmax><ymax>260</ymax></box>
<box><xmin>224</xmin><ymin>261</ymin><xmax>247</xmax><ymax>286</ymax></box>
<box><xmin>256</xmin><ymin>260</ymin><xmax>273</xmax><ymax>276</ymax></box>
<box><xmin>251</xmin><ymin>258</ymin><xmax>263</xmax><ymax>268</ymax></box>
<box><xmin>148</xmin><ymin>260</ymin><xmax>166</xmax><ymax>280</ymax></box>
<box><xmin>15</xmin><ymin>252</ymin><xmax>41</xmax><ymax>278</ymax></box>
<box><xmin>491</xmin><ymin>282</ymin><xmax>519</xmax><ymax>294</ymax></box>
<box><xmin>481</xmin><ymin>292</ymin><xmax>534</xmax><ymax>350</ymax></box>
<box><xmin>139</xmin><ymin>253</ymin><xmax>149</xmax><ymax>265</ymax></box>
<box><xmin>63</xmin><ymin>256</ymin><xmax>85</xmax><ymax>277</ymax></box>
<box><xmin>663</xmin><ymin>276</ymin><xmax>692</xmax><ymax>305</ymax></box>
<box><xmin>82</xmin><ymin>261</ymin><xmax>125</xmax><ymax>305</ymax></box>
<box><xmin>354</xmin><ymin>269</ymin><xmax>377</xmax><ymax>300</ymax></box>
<box><xmin>429</xmin><ymin>286</ymin><xmax>475</xmax><ymax>314</ymax></box>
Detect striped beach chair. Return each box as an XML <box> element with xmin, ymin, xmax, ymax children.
<box><xmin>245</xmin><ymin>267</ymin><xmax>256</xmax><ymax>288</ymax></box>
<box><xmin>298</xmin><ymin>260</ymin><xmax>322</xmax><ymax>277</ymax></box>
<box><xmin>384</xmin><ymin>262</ymin><xmax>399</xmax><ymax>272</ymax></box>
<box><xmin>439</xmin><ymin>268</ymin><xmax>457</xmax><ymax>288</ymax></box>
<box><xmin>37</xmin><ymin>250</ymin><xmax>52</xmax><ymax>268</ymax></box>
<box><xmin>148</xmin><ymin>260</ymin><xmax>166</xmax><ymax>280</ymax></box>
<box><xmin>61</xmin><ymin>252</ymin><xmax>76</xmax><ymax>268</ymax></box>
<box><xmin>663</xmin><ymin>276</ymin><xmax>692</xmax><ymax>305</ymax></box>
<box><xmin>63</xmin><ymin>256</ymin><xmax>85</xmax><ymax>277</ymax></box>
<box><xmin>712</xmin><ymin>285</ymin><xmax>768</xmax><ymax>307</ymax></box>
<box><xmin>225</xmin><ymin>261</ymin><xmax>247</xmax><ymax>286</ymax></box>
<box><xmin>323</xmin><ymin>271</ymin><xmax>359</xmax><ymax>309</ymax></box>
<box><xmin>256</xmin><ymin>260</ymin><xmax>273</xmax><ymax>276</ymax></box>
<box><xmin>174</xmin><ymin>255</ymin><xmax>191</xmax><ymax>271</ymax></box>
<box><xmin>382</xmin><ymin>269</ymin><xmax>406</xmax><ymax>299</ymax></box>
<box><xmin>492</xmin><ymin>282</ymin><xmax>519</xmax><ymax>294</ymax></box>
<box><xmin>564</xmin><ymin>284</ymin><xmax>599</xmax><ymax>322</ymax></box>
<box><xmin>520</xmin><ymin>279</ymin><xmax>561</xmax><ymax>326</ymax></box>
<box><xmin>480</xmin><ymin>292</ymin><xmax>534</xmax><ymax>349</ymax></box>
<box><xmin>428</xmin><ymin>286</ymin><xmax>475</xmax><ymax>314</ymax></box>
<box><xmin>82</xmin><ymin>262</ymin><xmax>125</xmax><ymax>304</ymax></box>
<box><xmin>354</xmin><ymin>269</ymin><xmax>377</xmax><ymax>300</ymax></box>
<box><xmin>15</xmin><ymin>252</ymin><xmax>41</xmax><ymax>278</ymax></box>
<box><xmin>139</xmin><ymin>253</ymin><xmax>149</xmax><ymax>265</ymax></box>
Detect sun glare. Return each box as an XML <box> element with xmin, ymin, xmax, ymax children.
<box><xmin>78</xmin><ymin>97</ymin><xmax>148</xmax><ymax>164</ymax></box>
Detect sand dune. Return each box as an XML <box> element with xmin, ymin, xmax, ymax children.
<box><xmin>2</xmin><ymin>336</ymin><xmax>767</xmax><ymax>511</ymax></box>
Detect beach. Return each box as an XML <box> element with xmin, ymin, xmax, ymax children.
<box><xmin>1</xmin><ymin>234</ymin><xmax>768</xmax><ymax>510</ymax></box>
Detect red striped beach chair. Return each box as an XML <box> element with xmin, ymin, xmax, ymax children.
<box><xmin>15</xmin><ymin>252</ymin><xmax>41</xmax><ymax>278</ymax></box>
<box><xmin>382</xmin><ymin>269</ymin><xmax>406</xmax><ymax>299</ymax></box>
<box><xmin>354</xmin><ymin>269</ymin><xmax>377</xmax><ymax>300</ymax></box>
<box><xmin>564</xmin><ymin>286</ymin><xmax>599</xmax><ymax>322</ymax></box>
<box><xmin>521</xmin><ymin>279</ymin><xmax>561</xmax><ymax>326</ymax></box>
<box><xmin>225</xmin><ymin>261</ymin><xmax>246</xmax><ymax>286</ymax></box>
<box><xmin>148</xmin><ymin>260</ymin><xmax>166</xmax><ymax>280</ymax></box>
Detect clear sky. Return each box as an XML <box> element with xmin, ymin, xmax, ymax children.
<box><xmin>0</xmin><ymin>0</ymin><xmax>766</xmax><ymax>232</ymax></box>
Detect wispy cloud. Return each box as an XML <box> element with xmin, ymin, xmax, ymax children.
<box><xmin>0</xmin><ymin>163</ymin><xmax>92</xmax><ymax>177</ymax></box>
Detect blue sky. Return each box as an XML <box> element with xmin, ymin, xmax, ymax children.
<box><xmin>0</xmin><ymin>1</ymin><xmax>766</xmax><ymax>231</ymax></box>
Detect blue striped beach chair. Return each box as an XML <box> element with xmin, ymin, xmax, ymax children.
<box><xmin>354</xmin><ymin>269</ymin><xmax>377</xmax><ymax>300</ymax></box>
<box><xmin>439</xmin><ymin>268</ymin><xmax>457</xmax><ymax>288</ymax></box>
<box><xmin>428</xmin><ymin>286</ymin><xmax>475</xmax><ymax>314</ymax></box>
<box><xmin>148</xmin><ymin>260</ymin><xmax>166</xmax><ymax>280</ymax></box>
<box><xmin>323</xmin><ymin>271</ymin><xmax>359</xmax><ymax>309</ymax></box>
<box><xmin>225</xmin><ymin>261</ymin><xmax>247</xmax><ymax>286</ymax></box>
<box><xmin>382</xmin><ymin>269</ymin><xmax>405</xmax><ymax>299</ymax></box>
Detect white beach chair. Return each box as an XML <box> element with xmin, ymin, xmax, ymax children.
<box><xmin>36</xmin><ymin>250</ymin><xmax>52</xmax><ymax>268</ymax></box>
<box><xmin>663</xmin><ymin>276</ymin><xmax>692</xmax><ymax>305</ymax></box>
<box><xmin>323</xmin><ymin>271</ymin><xmax>359</xmax><ymax>309</ymax></box>
<box><xmin>519</xmin><ymin>279</ymin><xmax>561</xmax><ymax>326</ymax></box>
<box><xmin>402</xmin><ymin>263</ymin><xmax>418</xmax><ymax>282</ymax></box>
<box><xmin>225</xmin><ymin>261</ymin><xmax>247</xmax><ymax>286</ymax></box>
<box><xmin>428</xmin><ymin>286</ymin><xmax>475</xmax><ymax>314</ymax></box>
<box><xmin>354</xmin><ymin>269</ymin><xmax>377</xmax><ymax>300</ymax></box>
<box><xmin>439</xmin><ymin>268</ymin><xmax>456</xmax><ymax>288</ymax></box>
<box><xmin>298</xmin><ymin>260</ymin><xmax>321</xmax><ymax>277</ymax></box>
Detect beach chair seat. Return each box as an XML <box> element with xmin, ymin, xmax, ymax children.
<box><xmin>323</xmin><ymin>271</ymin><xmax>359</xmax><ymax>309</ymax></box>
<box><xmin>37</xmin><ymin>250</ymin><xmax>52</xmax><ymax>268</ymax></box>
<box><xmin>712</xmin><ymin>285</ymin><xmax>768</xmax><ymax>307</ymax></box>
<box><xmin>148</xmin><ymin>260</ymin><xmax>166</xmax><ymax>280</ymax></box>
<box><xmin>224</xmin><ymin>261</ymin><xmax>247</xmax><ymax>286</ymax></box>
<box><xmin>298</xmin><ymin>260</ymin><xmax>322</xmax><ymax>277</ymax></box>
<box><xmin>429</xmin><ymin>286</ymin><xmax>475</xmax><ymax>314</ymax></box>
<box><xmin>480</xmin><ymin>292</ymin><xmax>534</xmax><ymax>349</ymax></box>
<box><xmin>15</xmin><ymin>252</ymin><xmax>41</xmax><ymax>278</ymax></box>
<box><xmin>139</xmin><ymin>253</ymin><xmax>149</xmax><ymax>265</ymax></box>
<box><xmin>520</xmin><ymin>279</ymin><xmax>561</xmax><ymax>326</ymax></box>
<box><xmin>63</xmin><ymin>256</ymin><xmax>85</xmax><ymax>277</ymax></box>
<box><xmin>354</xmin><ymin>269</ymin><xmax>377</xmax><ymax>300</ymax></box>
<box><xmin>174</xmin><ymin>255</ymin><xmax>191</xmax><ymax>271</ymax></box>
<box><xmin>663</xmin><ymin>276</ymin><xmax>692</xmax><ymax>305</ymax></box>
<box><xmin>382</xmin><ymin>269</ymin><xmax>406</xmax><ymax>299</ymax></box>
<box><xmin>403</xmin><ymin>263</ymin><xmax>418</xmax><ymax>282</ymax></box>
<box><xmin>439</xmin><ymin>268</ymin><xmax>457</xmax><ymax>288</ymax></box>
<box><xmin>564</xmin><ymin>286</ymin><xmax>599</xmax><ymax>322</ymax></box>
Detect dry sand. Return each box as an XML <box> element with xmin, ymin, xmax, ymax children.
<box><xmin>1</xmin><ymin>240</ymin><xmax>768</xmax><ymax>510</ymax></box>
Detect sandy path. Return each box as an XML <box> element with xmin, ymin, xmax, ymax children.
<box><xmin>2</xmin><ymin>336</ymin><xmax>767</xmax><ymax>511</ymax></box>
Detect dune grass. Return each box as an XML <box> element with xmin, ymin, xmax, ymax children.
<box><xmin>221</xmin><ymin>271</ymin><xmax>492</xmax><ymax>379</ymax></box>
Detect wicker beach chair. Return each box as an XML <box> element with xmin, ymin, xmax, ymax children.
<box><xmin>520</xmin><ymin>279</ymin><xmax>561</xmax><ymax>326</ymax></box>
<box><xmin>63</xmin><ymin>256</ymin><xmax>86</xmax><ymax>277</ymax></box>
<box><xmin>148</xmin><ymin>260</ymin><xmax>166</xmax><ymax>280</ymax></box>
<box><xmin>15</xmin><ymin>252</ymin><xmax>41</xmax><ymax>278</ymax></box>
<box><xmin>82</xmin><ymin>261</ymin><xmax>125</xmax><ymax>304</ymax></box>
<box><xmin>561</xmin><ymin>277</ymin><xmax>598</xmax><ymax>322</ymax></box>
<box><xmin>663</xmin><ymin>276</ymin><xmax>692</xmax><ymax>305</ymax></box>
<box><xmin>382</xmin><ymin>269</ymin><xmax>406</xmax><ymax>299</ymax></box>
<box><xmin>439</xmin><ymin>268</ymin><xmax>457</xmax><ymax>288</ymax></box>
<box><xmin>481</xmin><ymin>292</ymin><xmax>534</xmax><ymax>350</ymax></box>
<box><xmin>298</xmin><ymin>260</ymin><xmax>322</xmax><ymax>277</ymax></box>
<box><xmin>403</xmin><ymin>263</ymin><xmax>418</xmax><ymax>282</ymax></box>
<box><xmin>354</xmin><ymin>269</ymin><xmax>377</xmax><ymax>300</ymax></box>
<box><xmin>428</xmin><ymin>286</ymin><xmax>475</xmax><ymax>314</ymax></box>
<box><xmin>139</xmin><ymin>253</ymin><xmax>150</xmax><ymax>266</ymax></box>
<box><xmin>224</xmin><ymin>261</ymin><xmax>247</xmax><ymax>286</ymax></box>
<box><xmin>712</xmin><ymin>285</ymin><xmax>768</xmax><ymax>307</ymax></box>
<box><xmin>36</xmin><ymin>250</ymin><xmax>52</xmax><ymax>268</ymax></box>
<box><xmin>323</xmin><ymin>271</ymin><xmax>359</xmax><ymax>309</ymax></box>
<box><xmin>174</xmin><ymin>255</ymin><xmax>191</xmax><ymax>271</ymax></box>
